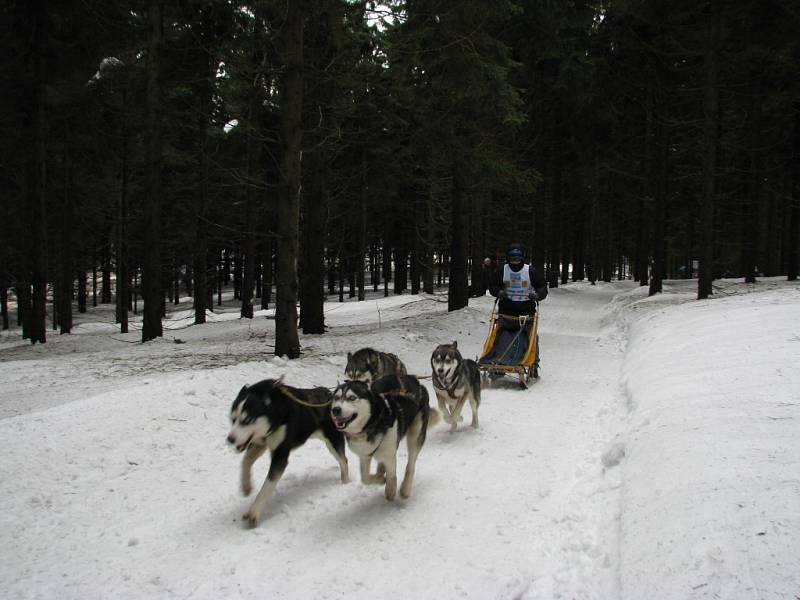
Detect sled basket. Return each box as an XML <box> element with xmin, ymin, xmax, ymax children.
<box><xmin>477</xmin><ymin>302</ymin><xmax>540</xmax><ymax>389</ymax></box>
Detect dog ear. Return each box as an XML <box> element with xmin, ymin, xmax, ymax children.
<box><xmin>237</xmin><ymin>384</ymin><xmax>249</xmax><ymax>397</ymax></box>
<box><xmin>451</xmin><ymin>340</ymin><xmax>458</xmax><ymax>349</ymax></box>
<box><xmin>347</xmin><ymin>352</ymin><xmax>352</xmax><ymax>360</ymax></box>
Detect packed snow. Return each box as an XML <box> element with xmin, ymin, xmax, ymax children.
<box><xmin>0</xmin><ymin>278</ymin><xmax>798</xmax><ymax>599</ymax></box>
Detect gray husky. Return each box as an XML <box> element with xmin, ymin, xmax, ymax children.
<box><xmin>345</xmin><ymin>347</ymin><xmax>407</xmax><ymax>383</ymax></box>
<box><xmin>330</xmin><ymin>375</ymin><xmax>439</xmax><ymax>500</ymax></box>
<box><xmin>430</xmin><ymin>341</ymin><xmax>482</xmax><ymax>432</ymax></box>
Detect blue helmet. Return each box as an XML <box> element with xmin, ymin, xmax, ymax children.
<box><xmin>507</xmin><ymin>244</ymin><xmax>524</xmax><ymax>262</ymax></box>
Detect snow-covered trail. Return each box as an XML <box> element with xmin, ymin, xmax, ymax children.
<box><xmin>506</xmin><ymin>282</ymin><xmax>629</xmax><ymax>599</ymax></box>
<box><xmin>0</xmin><ymin>283</ymin><xmax>633</xmax><ymax>599</ymax></box>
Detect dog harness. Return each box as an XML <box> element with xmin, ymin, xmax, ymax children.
<box><xmin>432</xmin><ymin>371</ymin><xmax>461</xmax><ymax>399</ymax></box>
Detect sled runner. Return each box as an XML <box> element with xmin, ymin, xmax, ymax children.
<box><xmin>477</xmin><ymin>301</ymin><xmax>540</xmax><ymax>389</ymax></box>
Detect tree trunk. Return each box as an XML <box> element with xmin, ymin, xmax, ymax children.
<box><xmin>649</xmin><ymin>115</ymin><xmax>668</xmax><ymax>296</ymax></box>
<box><xmin>638</xmin><ymin>75</ymin><xmax>655</xmax><ymax>287</ymax></box>
<box><xmin>172</xmin><ymin>256</ymin><xmax>180</xmax><ymax>304</ymax></box>
<box><xmin>116</xmin><ymin>82</ymin><xmax>129</xmax><ymax>333</ymax></box>
<box><xmin>217</xmin><ymin>251</ymin><xmax>223</xmax><ymax>307</ymax></box>
<box><xmin>261</xmin><ymin>237</ymin><xmax>273</xmax><ymax>308</ymax></box>
<box><xmin>141</xmin><ymin>0</ymin><xmax>164</xmax><ymax>342</ymax></box>
<box><xmin>27</xmin><ymin>0</ymin><xmax>47</xmax><ymax>344</ymax></box>
<box><xmin>357</xmin><ymin>152</ymin><xmax>367</xmax><ymax>301</ymax></box>
<box><xmin>233</xmin><ymin>248</ymin><xmax>242</xmax><ymax>300</ymax></box>
<box><xmin>193</xmin><ymin>223</ymin><xmax>207</xmax><ymax>323</ymax></box>
<box><xmin>59</xmin><ymin>137</ymin><xmax>73</xmax><ymax>334</ymax></box>
<box><xmin>17</xmin><ymin>284</ymin><xmax>32</xmax><ymax>339</ymax></box>
<box><xmin>548</xmin><ymin>152</ymin><xmax>561</xmax><ymax>289</ymax></box>
<box><xmin>422</xmin><ymin>190</ymin><xmax>435</xmax><ymax>294</ymax></box>
<box><xmin>223</xmin><ymin>248</ymin><xmax>231</xmax><ymax>286</ymax></box>
<box><xmin>383</xmin><ymin>243</ymin><xmax>391</xmax><ymax>297</ymax></box>
<box><xmin>393</xmin><ymin>206</ymin><xmax>408</xmax><ymax>295</ymax></box>
<box><xmin>299</xmin><ymin>149</ymin><xmax>326</xmax><ymax>333</ymax></box>
<box><xmin>741</xmin><ymin>73</ymin><xmax>762</xmax><ymax>284</ymax></box>
<box><xmin>788</xmin><ymin>108</ymin><xmax>799</xmax><ymax>281</ymax></box>
<box><xmin>448</xmin><ymin>173</ymin><xmax>469</xmax><ymax>311</ymax></box>
<box><xmin>77</xmin><ymin>270</ymin><xmax>87</xmax><ymax>313</ymax></box>
<box><xmin>92</xmin><ymin>252</ymin><xmax>98</xmax><ymax>307</ymax></box>
<box><xmin>603</xmin><ymin>186</ymin><xmax>614</xmax><ymax>283</ymax></box>
<box><xmin>133</xmin><ymin>269</ymin><xmax>138</xmax><ymax>314</ymax></box>
<box><xmin>0</xmin><ymin>284</ymin><xmax>8</xmax><ymax>330</ymax></box>
<box><xmin>572</xmin><ymin>199</ymin><xmax>585</xmax><ymax>282</ymax></box>
<box><xmin>192</xmin><ymin>95</ymin><xmax>211</xmax><ymax>325</ymax></box>
<box><xmin>698</xmin><ymin>6</ymin><xmax>721</xmax><ymax>300</ymax></box>
<box><xmin>469</xmin><ymin>193</ymin><xmax>484</xmax><ymax>295</ymax></box>
<box><xmin>101</xmin><ymin>247</ymin><xmax>112</xmax><ymax>304</ymax></box>
<box><xmin>410</xmin><ymin>203</ymin><xmax>420</xmax><ymax>296</ymax></box>
<box><xmin>241</xmin><ymin>93</ymin><xmax>261</xmax><ymax>319</ymax></box>
<box><xmin>274</xmin><ymin>0</ymin><xmax>303</xmax><ymax>358</ymax></box>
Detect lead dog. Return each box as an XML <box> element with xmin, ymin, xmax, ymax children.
<box><xmin>227</xmin><ymin>378</ymin><xmax>349</xmax><ymax>527</ymax></box>
<box><xmin>430</xmin><ymin>341</ymin><xmax>482</xmax><ymax>432</ymax></box>
<box><xmin>345</xmin><ymin>347</ymin><xmax>407</xmax><ymax>383</ymax></box>
<box><xmin>330</xmin><ymin>374</ymin><xmax>439</xmax><ymax>500</ymax></box>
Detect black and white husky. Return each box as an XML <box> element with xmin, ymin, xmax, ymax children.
<box><xmin>227</xmin><ymin>378</ymin><xmax>349</xmax><ymax>527</ymax></box>
<box><xmin>345</xmin><ymin>347</ymin><xmax>407</xmax><ymax>383</ymax></box>
<box><xmin>430</xmin><ymin>341</ymin><xmax>482</xmax><ymax>432</ymax></box>
<box><xmin>330</xmin><ymin>375</ymin><xmax>439</xmax><ymax>501</ymax></box>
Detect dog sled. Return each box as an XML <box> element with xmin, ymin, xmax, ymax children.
<box><xmin>477</xmin><ymin>301</ymin><xmax>540</xmax><ymax>389</ymax></box>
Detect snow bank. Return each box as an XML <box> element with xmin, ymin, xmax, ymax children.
<box><xmin>618</xmin><ymin>286</ymin><xmax>800</xmax><ymax>599</ymax></box>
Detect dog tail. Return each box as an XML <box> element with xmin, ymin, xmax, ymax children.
<box><xmin>427</xmin><ymin>408</ymin><xmax>442</xmax><ymax>429</ymax></box>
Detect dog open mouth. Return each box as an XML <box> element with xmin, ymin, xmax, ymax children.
<box><xmin>235</xmin><ymin>434</ymin><xmax>254</xmax><ymax>453</ymax></box>
<box><xmin>332</xmin><ymin>414</ymin><xmax>356</xmax><ymax>430</ymax></box>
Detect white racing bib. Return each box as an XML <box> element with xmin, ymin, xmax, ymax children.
<box><xmin>503</xmin><ymin>264</ymin><xmax>531</xmax><ymax>302</ymax></box>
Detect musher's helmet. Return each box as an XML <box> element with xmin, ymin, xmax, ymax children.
<box><xmin>506</xmin><ymin>244</ymin><xmax>524</xmax><ymax>266</ymax></box>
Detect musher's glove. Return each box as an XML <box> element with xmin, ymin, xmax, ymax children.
<box><xmin>528</xmin><ymin>290</ymin><xmax>539</xmax><ymax>301</ymax></box>
<box><xmin>497</xmin><ymin>289</ymin><xmax>508</xmax><ymax>300</ymax></box>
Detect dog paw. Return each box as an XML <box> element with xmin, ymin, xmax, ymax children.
<box><xmin>385</xmin><ymin>477</ymin><xmax>397</xmax><ymax>500</ymax></box>
<box><xmin>242</xmin><ymin>510</ymin><xmax>260</xmax><ymax>528</ymax></box>
<box><xmin>364</xmin><ymin>474</ymin><xmax>386</xmax><ymax>485</ymax></box>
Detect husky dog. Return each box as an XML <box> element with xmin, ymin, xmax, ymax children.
<box><xmin>330</xmin><ymin>374</ymin><xmax>440</xmax><ymax>500</ymax></box>
<box><xmin>345</xmin><ymin>347</ymin><xmax>407</xmax><ymax>383</ymax></box>
<box><xmin>430</xmin><ymin>341</ymin><xmax>482</xmax><ymax>432</ymax></box>
<box><xmin>227</xmin><ymin>378</ymin><xmax>349</xmax><ymax>527</ymax></box>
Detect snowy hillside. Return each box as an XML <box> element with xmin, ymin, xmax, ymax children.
<box><xmin>0</xmin><ymin>279</ymin><xmax>798</xmax><ymax>599</ymax></box>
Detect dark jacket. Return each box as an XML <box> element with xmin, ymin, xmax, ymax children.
<box><xmin>488</xmin><ymin>263</ymin><xmax>548</xmax><ymax>316</ymax></box>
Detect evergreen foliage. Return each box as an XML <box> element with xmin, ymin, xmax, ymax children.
<box><xmin>1</xmin><ymin>0</ymin><xmax>797</xmax><ymax>349</ymax></box>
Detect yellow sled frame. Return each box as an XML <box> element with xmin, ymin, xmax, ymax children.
<box><xmin>478</xmin><ymin>304</ymin><xmax>540</xmax><ymax>389</ymax></box>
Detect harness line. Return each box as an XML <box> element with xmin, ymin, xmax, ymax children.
<box><xmin>279</xmin><ymin>385</ymin><xmax>332</xmax><ymax>408</ymax></box>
